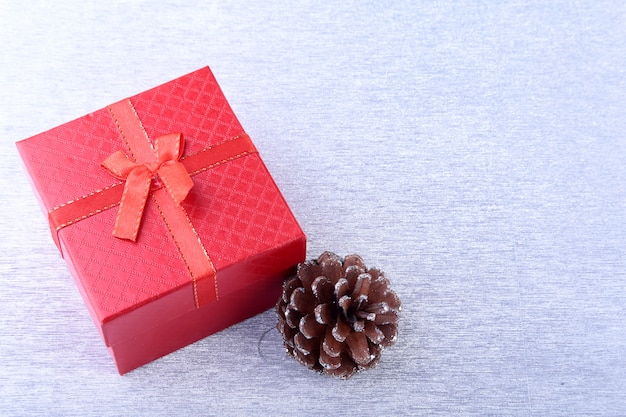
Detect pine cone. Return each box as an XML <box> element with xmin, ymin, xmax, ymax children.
<box><xmin>276</xmin><ymin>251</ymin><xmax>401</xmax><ymax>379</ymax></box>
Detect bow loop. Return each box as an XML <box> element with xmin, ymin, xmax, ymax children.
<box><xmin>102</xmin><ymin>132</ymin><xmax>193</xmax><ymax>241</ymax></box>
<box><xmin>102</xmin><ymin>150</ymin><xmax>138</xmax><ymax>179</ymax></box>
<box><xmin>155</xmin><ymin>132</ymin><xmax>185</xmax><ymax>164</ymax></box>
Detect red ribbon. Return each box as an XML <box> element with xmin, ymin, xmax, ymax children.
<box><xmin>102</xmin><ymin>132</ymin><xmax>193</xmax><ymax>241</ymax></box>
<box><xmin>47</xmin><ymin>99</ymin><xmax>258</xmax><ymax>307</ymax></box>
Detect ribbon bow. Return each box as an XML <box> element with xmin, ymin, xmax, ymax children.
<box><xmin>102</xmin><ymin>132</ymin><xmax>193</xmax><ymax>241</ymax></box>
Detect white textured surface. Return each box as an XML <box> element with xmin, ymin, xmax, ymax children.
<box><xmin>1</xmin><ymin>1</ymin><xmax>625</xmax><ymax>416</ymax></box>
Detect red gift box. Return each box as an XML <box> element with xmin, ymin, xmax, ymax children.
<box><xmin>16</xmin><ymin>67</ymin><xmax>306</xmax><ymax>374</ymax></box>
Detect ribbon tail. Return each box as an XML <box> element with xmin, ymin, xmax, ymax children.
<box><xmin>158</xmin><ymin>161</ymin><xmax>194</xmax><ymax>205</ymax></box>
<box><xmin>113</xmin><ymin>167</ymin><xmax>152</xmax><ymax>241</ymax></box>
<box><xmin>152</xmin><ymin>187</ymin><xmax>218</xmax><ymax>306</ymax></box>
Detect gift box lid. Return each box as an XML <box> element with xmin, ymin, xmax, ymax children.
<box><xmin>16</xmin><ymin>67</ymin><xmax>306</xmax><ymax>347</ymax></box>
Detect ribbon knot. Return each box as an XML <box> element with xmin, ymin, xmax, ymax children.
<box><xmin>102</xmin><ymin>132</ymin><xmax>193</xmax><ymax>241</ymax></box>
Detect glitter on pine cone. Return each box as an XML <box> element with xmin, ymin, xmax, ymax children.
<box><xmin>275</xmin><ymin>251</ymin><xmax>401</xmax><ymax>379</ymax></box>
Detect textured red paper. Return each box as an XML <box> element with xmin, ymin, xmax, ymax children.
<box><xmin>16</xmin><ymin>67</ymin><xmax>306</xmax><ymax>373</ymax></box>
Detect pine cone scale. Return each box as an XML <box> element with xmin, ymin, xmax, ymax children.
<box><xmin>294</xmin><ymin>347</ymin><xmax>318</xmax><ymax>368</ymax></box>
<box><xmin>351</xmin><ymin>273</ymin><xmax>371</xmax><ymax>301</ymax></box>
<box><xmin>314</xmin><ymin>303</ymin><xmax>335</xmax><ymax>325</ymax></box>
<box><xmin>335</xmin><ymin>278</ymin><xmax>350</xmax><ymax>299</ymax></box>
<box><xmin>337</xmin><ymin>295</ymin><xmax>352</xmax><ymax>316</ymax></box>
<box><xmin>322</xmin><ymin>327</ymin><xmax>343</xmax><ymax>357</ymax></box>
<box><xmin>364</xmin><ymin>320</ymin><xmax>385</xmax><ymax>343</ymax></box>
<box><xmin>326</xmin><ymin>354</ymin><xmax>356</xmax><ymax>379</ymax></box>
<box><xmin>296</xmin><ymin>262</ymin><xmax>319</xmax><ymax>288</ymax></box>
<box><xmin>368</xmin><ymin>275</ymin><xmax>389</xmax><ymax>297</ymax></box>
<box><xmin>299</xmin><ymin>314</ymin><xmax>325</xmax><ymax>338</ymax></box>
<box><xmin>374</xmin><ymin>312</ymin><xmax>399</xmax><ymax>326</ymax></box>
<box><xmin>344</xmin><ymin>265</ymin><xmax>362</xmax><ymax>287</ymax></box>
<box><xmin>363</xmin><ymin>301</ymin><xmax>389</xmax><ymax>315</ymax></box>
<box><xmin>378</xmin><ymin>324</ymin><xmax>398</xmax><ymax>347</ymax></box>
<box><xmin>311</xmin><ymin>276</ymin><xmax>334</xmax><ymax>303</ymax></box>
<box><xmin>331</xmin><ymin>316</ymin><xmax>351</xmax><ymax>342</ymax></box>
<box><xmin>343</xmin><ymin>254</ymin><xmax>366</xmax><ymax>270</ymax></box>
<box><xmin>319</xmin><ymin>346</ymin><xmax>342</xmax><ymax>370</ymax></box>
<box><xmin>279</xmin><ymin>321</ymin><xmax>297</xmax><ymax>347</ymax></box>
<box><xmin>386</xmin><ymin>292</ymin><xmax>402</xmax><ymax>311</ymax></box>
<box><xmin>355</xmin><ymin>310</ymin><xmax>376</xmax><ymax>321</ymax></box>
<box><xmin>289</xmin><ymin>287</ymin><xmax>315</xmax><ymax>314</ymax></box>
<box><xmin>346</xmin><ymin>332</ymin><xmax>372</xmax><ymax>366</ymax></box>
<box><xmin>282</xmin><ymin>277</ymin><xmax>301</xmax><ymax>303</ymax></box>
<box><xmin>294</xmin><ymin>332</ymin><xmax>314</xmax><ymax>355</ymax></box>
<box><xmin>284</xmin><ymin>307</ymin><xmax>302</xmax><ymax>328</ymax></box>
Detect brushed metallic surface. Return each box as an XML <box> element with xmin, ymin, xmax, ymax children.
<box><xmin>1</xmin><ymin>1</ymin><xmax>625</xmax><ymax>416</ymax></box>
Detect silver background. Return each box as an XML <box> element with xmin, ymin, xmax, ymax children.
<box><xmin>1</xmin><ymin>1</ymin><xmax>625</xmax><ymax>416</ymax></box>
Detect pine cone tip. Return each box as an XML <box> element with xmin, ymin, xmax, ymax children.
<box><xmin>276</xmin><ymin>252</ymin><xmax>401</xmax><ymax>379</ymax></box>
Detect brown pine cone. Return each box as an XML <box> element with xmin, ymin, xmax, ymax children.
<box><xmin>275</xmin><ymin>251</ymin><xmax>401</xmax><ymax>379</ymax></box>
